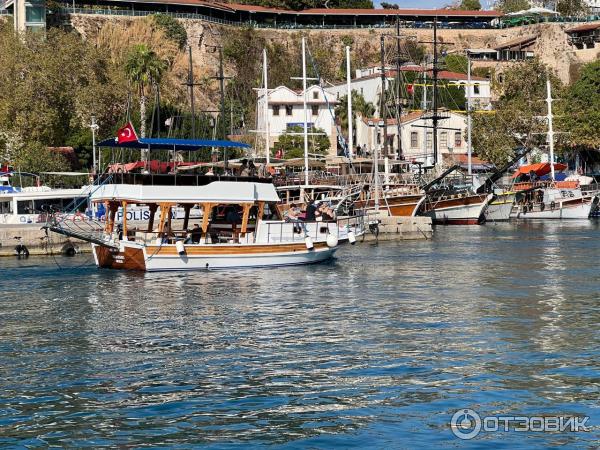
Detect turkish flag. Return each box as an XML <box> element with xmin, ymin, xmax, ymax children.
<box><xmin>116</xmin><ymin>122</ymin><xmax>138</xmax><ymax>144</ymax></box>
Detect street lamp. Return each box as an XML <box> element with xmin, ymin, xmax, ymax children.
<box><xmin>90</xmin><ymin>116</ymin><xmax>99</xmax><ymax>175</ymax></box>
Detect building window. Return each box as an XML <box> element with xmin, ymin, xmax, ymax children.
<box><xmin>312</xmin><ymin>91</ymin><xmax>319</xmax><ymax>100</ymax></box>
<box><xmin>426</xmin><ymin>132</ymin><xmax>433</xmax><ymax>149</ymax></box>
<box><xmin>455</xmin><ymin>132</ymin><xmax>462</xmax><ymax>147</ymax></box>
<box><xmin>285</xmin><ymin>105</ymin><xmax>293</xmax><ymax>116</ymax></box>
<box><xmin>410</xmin><ymin>132</ymin><xmax>419</xmax><ymax>148</ymax></box>
<box><xmin>440</xmin><ymin>132</ymin><xmax>448</xmax><ymax>149</ymax></box>
<box><xmin>311</xmin><ymin>105</ymin><xmax>319</xmax><ymax>116</ymax></box>
<box><xmin>272</xmin><ymin>105</ymin><xmax>280</xmax><ymax>116</ymax></box>
<box><xmin>473</xmin><ymin>83</ymin><xmax>480</xmax><ymax>95</ymax></box>
<box><xmin>360</xmin><ymin>87</ymin><xmax>364</xmax><ymax>96</ymax></box>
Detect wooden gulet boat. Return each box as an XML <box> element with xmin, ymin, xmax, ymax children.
<box><xmin>85</xmin><ymin>181</ymin><xmax>348</xmax><ymax>271</ymax></box>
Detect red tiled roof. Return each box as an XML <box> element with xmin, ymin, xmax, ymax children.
<box><xmin>217</xmin><ymin>3</ymin><xmax>502</xmax><ymax>17</ymax></box>
<box><xmin>566</xmin><ymin>23</ymin><xmax>600</xmax><ymax>33</ymax></box>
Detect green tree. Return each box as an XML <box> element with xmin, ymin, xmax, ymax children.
<box><xmin>335</xmin><ymin>91</ymin><xmax>375</xmax><ymax>144</ymax></box>
<box><xmin>124</xmin><ymin>44</ymin><xmax>167</xmax><ymax>138</ymax></box>
<box><xmin>458</xmin><ymin>0</ymin><xmax>481</xmax><ymax>10</ymax></box>
<box><xmin>150</xmin><ymin>14</ymin><xmax>187</xmax><ymax>49</ymax></box>
<box><xmin>556</xmin><ymin>0</ymin><xmax>590</xmax><ymax>16</ymax></box>
<box><xmin>274</xmin><ymin>126</ymin><xmax>330</xmax><ymax>159</ymax></box>
<box><xmin>444</xmin><ymin>54</ymin><xmax>468</xmax><ymax>74</ymax></box>
<box><xmin>472</xmin><ymin>59</ymin><xmax>562</xmax><ymax>166</ymax></box>
<box><xmin>558</xmin><ymin>59</ymin><xmax>600</xmax><ymax>150</ymax></box>
<box><xmin>495</xmin><ymin>0</ymin><xmax>529</xmax><ymax>13</ymax></box>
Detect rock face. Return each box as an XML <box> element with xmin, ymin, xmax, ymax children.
<box><xmin>68</xmin><ymin>13</ymin><xmax>599</xmax><ymax>99</ymax></box>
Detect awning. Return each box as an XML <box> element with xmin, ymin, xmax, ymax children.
<box><xmin>511</xmin><ymin>162</ymin><xmax>567</xmax><ymax>179</ymax></box>
<box><xmin>97</xmin><ymin>137</ymin><xmax>251</xmax><ymax>150</ymax></box>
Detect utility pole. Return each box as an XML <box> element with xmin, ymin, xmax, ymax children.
<box><xmin>187</xmin><ymin>46</ymin><xmax>196</xmax><ymax>139</ymax></box>
<box><xmin>380</xmin><ymin>36</ymin><xmax>388</xmax><ymax>159</ymax></box>
<box><xmin>90</xmin><ymin>116</ymin><xmax>99</xmax><ymax>175</ymax></box>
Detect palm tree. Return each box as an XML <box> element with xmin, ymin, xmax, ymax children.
<box><xmin>335</xmin><ymin>91</ymin><xmax>376</xmax><ymax>145</ymax></box>
<box><xmin>124</xmin><ymin>44</ymin><xmax>167</xmax><ymax>138</ymax></box>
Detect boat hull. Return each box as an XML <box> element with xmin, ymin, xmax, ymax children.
<box><xmin>92</xmin><ymin>241</ymin><xmax>336</xmax><ymax>272</ymax></box>
<box><xmin>419</xmin><ymin>193</ymin><xmax>493</xmax><ymax>225</ymax></box>
<box><xmin>356</xmin><ymin>194</ymin><xmax>425</xmax><ymax>217</ymax></box>
<box><xmin>485</xmin><ymin>193</ymin><xmax>516</xmax><ymax>222</ymax></box>
<box><xmin>512</xmin><ymin>196</ymin><xmax>597</xmax><ymax>220</ymax></box>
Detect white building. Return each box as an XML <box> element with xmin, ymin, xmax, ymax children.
<box><xmin>354</xmin><ymin>111</ymin><xmax>469</xmax><ymax>166</ymax></box>
<box><xmin>325</xmin><ymin>65</ymin><xmax>492</xmax><ymax>112</ymax></box>
<box><xmin>256</xmin><ymin>85</ymin><xmax>338</xmax><ymax>156</ymax></box>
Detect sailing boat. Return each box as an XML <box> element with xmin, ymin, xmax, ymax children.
<box><xmin>510</xmin><ymin>79</ymin><xmax>599</xmax><ymax>220</ymax></box>
<box><xmin>414</xmin><ymin>19</ymin><xmax>492</xmax><ymax>225</ymax></box>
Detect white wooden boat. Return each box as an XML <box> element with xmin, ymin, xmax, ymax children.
<box><xmin>74</xmin><ymin>181</ymin><xmax>356</xmax><ymax>271</ymax></box>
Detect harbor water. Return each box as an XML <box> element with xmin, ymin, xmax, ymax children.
<box><xmin>1</xmin><ymin>222</ymin><xmax>599</xmax><ymax>448</ymax></box>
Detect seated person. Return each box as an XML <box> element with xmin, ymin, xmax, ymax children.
<box><xmin>191</xmin><ymin>224</ymin><xmax>202</xmax><ymax>243</ymax></box>
<box><xmin>305</xmin><ymin>201</ymin><xmax>318</xmax><ymax>221</ymax></box>
<box><xmin>285</xmin><ymin>204</ymin><xmax>301</xmax><ymax>222</ymax></box>
<box><xmin>225</xmin><ymin>206</ymin><xmax>241</xmax><ymax>224</ymax></box>
<box><xmin>183</xmin><ymin>229</ymin><xmax>193</xmax><ymax>244</ymax></box>
<box><xmin>318</xmin><ymin>203</ymin><xmax>335</xmax><ymax>221</ymax></box>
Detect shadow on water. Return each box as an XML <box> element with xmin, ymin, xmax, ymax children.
<box><xmin>0</xmin><ymin>222</ymin><xmax>599</xmax><ymax>447</ymax></box>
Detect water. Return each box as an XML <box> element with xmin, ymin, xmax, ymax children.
<box><xmin>1</xmin><ymin>222</ymin><xmax>599</xmax><ymax>448</ymax></box>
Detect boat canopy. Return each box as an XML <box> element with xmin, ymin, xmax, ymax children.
<box><xmin>90</xmin><ymin>181</ymin><xmax>280</xmax><ymax>204</ymax></box>
<box><xmin>97</xmin><ymin>137</ymin><xmax>251</xmax><ymax>150</ymax></box>
<box><xmin>511</xmin><ymin>162</ymin><xmax>567</xmax><ymax>179</ymax></box>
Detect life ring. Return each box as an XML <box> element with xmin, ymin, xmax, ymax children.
<box><xmin>550</xmin><ymin>201</ymin><xmax>556</xmax><ymax>211</ymax></box>
<box><xmin>540</xmin><ymin>202</ymin><xmax>545</xmax><ymax>211</ymax></box>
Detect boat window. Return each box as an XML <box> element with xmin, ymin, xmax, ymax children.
<box><xmin>33</xmin><ymin>198</ymin><xmax>64</xmax><ymax>213</ymax></box>
<box><xmin>0</xmin><ymin>201</ymin><xmax>12</xmax><ymax>214</ymax></box>
<box><xmin>17</xmin><ymin>200</ymin><xmax>34</xmax><ymax>214</ymax></box>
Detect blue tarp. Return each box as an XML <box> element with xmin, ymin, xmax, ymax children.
<box><xmin>97</xmin><ymin>137</ymin><xmax>251</xmax><ymax>150</ymax></box>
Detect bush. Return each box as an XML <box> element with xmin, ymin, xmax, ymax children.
<box><xmin>151</xmin><ymin>14</ymin><xmax>187</xmax><ymax>49</ymax></box>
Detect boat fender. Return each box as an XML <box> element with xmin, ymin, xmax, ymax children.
<box><xmin>305</xmin><ymin>236</ymin><xmax>314</xmax><ymax>250</ymax></box>
<box><xmin>326</xmin><ymin>234</ymin><xmax>338</xmax><ymax>248</ymax></box>
<box><xmin>550</xmin><ymin>201</ymin><xmax>556</xmax><ymax>211</ymax></box>
<box><xmin>348</xmin><ymin>231</ymin><xmax>357</xmax><ymax>245</ymax></box>
<box><xmin>540</xmin><ymin>202</ymin><xmax>545</xmax><ymax>212</ymax></box>
<box><xmin>175</xmin><ymin>240</ymin><xmax>186</xmax><ymax>256</ymax></box>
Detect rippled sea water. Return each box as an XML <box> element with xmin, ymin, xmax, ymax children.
<box><xmin>1</xmin><ymin>222</ymin><xmax>599</xmax><ymax>448</ymax></box>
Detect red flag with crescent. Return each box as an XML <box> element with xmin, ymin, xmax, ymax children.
<box><xmin>116</xmin><ymin>122</ymin><xmax>138</xmax><ymax>144</ymax></box>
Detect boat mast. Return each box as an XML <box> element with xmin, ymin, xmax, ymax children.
<box><xmin>467</xmin><ymin>51</ymin><xmax>472</xmax><ymax>176</ymax></box>
<box><xmin>187</xmin><ymin>46</ymin><xmax>196</xmax><ymax>139</ymax></box>
<box><xmin>302</xmin><ymin>37</ymin><xmax>309</xmax><ymax>187</ymax></box>
<box><xmin>546</xmin><ymin>77</ymin><xmax>555</xmax><ymax>181</ymax></box>
<box><xmin>263</xmin><ymin>49</ymin><xmax>270</xmax><ymax>165</ymax></box>
<box><xmin>432</xmin><ymin>17</ymin><xmax>439</xmax><ymax>167</ymax></box>
<box><xmin>380</xmin><ymin>36</ymin><xmax>388</xmax><ymax>159</ymax></box>
<box><xmin>395</xmin><ymin>17</ymin><xmax>403</xmax><ymax>160</ymax></box>
<box><xmin>346</xmin><ymin>45</ymin><xmax>353</xmax><ymax>159</ymax></box>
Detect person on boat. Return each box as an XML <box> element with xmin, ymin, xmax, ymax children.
<box><xmin>240</xmin><ymin>159</ymin><xmax>250</xmax><ymax>176</ymax></box>
<box><xmin>248</xmin><ymin>161</ymin><xmax>258</xmax><ymax>177</ymax></box>
<box><xmin>183</xmin><ymin>229</ymin><xmax>193</xmax><ymax>244</ymax></box>
<box><xmin>285</xmin><ymin>204</ymin><xmax>301</xmax><ymax>222</ymax></box>
<box><xmin>305</xmin><ymin>201</ymin><xmax>318</xmax><ymax>221</ymax></box>
<box><xmin>191</xmin><ymin>224</ymin><xmax>202</xmax><ymax>243</ymax></box>
<box><xmin>225</xmin><ymin>206</ymin><xmax>241</xmax><ymax>224</ymax></box>
<box><xmin>318</xmin><ymin>203</ymin><xmax>335</xmax><ymax>221</ymax></box>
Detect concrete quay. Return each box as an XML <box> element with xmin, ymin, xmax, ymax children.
<box><xmin>0</xmin><ymin>224</ymin><xmax>89</xmax><ymax>257</ymax></box>
<box><xmin>360</xmin><ymin>214</ymin><xmax>433</xmax><ymax>242</ymax></box>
